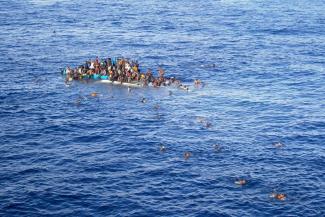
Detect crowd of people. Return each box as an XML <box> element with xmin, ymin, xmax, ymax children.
<box><xmin>63</xmin><ymin>57</ymin><xmax>189</xmax><ymax>90</ymax></box>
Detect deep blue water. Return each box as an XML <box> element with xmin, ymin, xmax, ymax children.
<box><xmin>1</xmin><ymin>0</ymin><xmax>325</xmax><ymax>216</ymax></box>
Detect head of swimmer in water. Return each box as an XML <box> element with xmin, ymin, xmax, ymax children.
<box><xmin>235</xmin><ymin>179</ymin><xmax>247</xmax><ymax>186</ymax></box>
<box><xmin>160</xmin><ymin>145</ymin><xmax>166</xmax><ymax>152</ymax></box>
<box><xmin>184</xmin><ymin>151</ymin><xmax>191</xmax><ymax>160</ymax></box>
<box><xmin>270</xmin><ymin>192</ymin><xmax>286</xmax><ymax>201</ymax></box>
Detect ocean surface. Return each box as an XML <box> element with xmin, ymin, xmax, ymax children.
<box><xmin>1</xmin><ymin>0</ymin><xmax>324</xmax><ymax>216</ymax></box>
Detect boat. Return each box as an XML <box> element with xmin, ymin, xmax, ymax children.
<box><xmin>96</xmin><ymin>79</ymin><xmax>144</xmax><ymax>88</ymax></box>
<box><xmin>61</xmin><ymin>58</ymin><xmax>190</xmax><ymax>90</ymax></box>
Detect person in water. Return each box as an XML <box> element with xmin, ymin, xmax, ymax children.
<box><xmin>270</xmin><ymin>192</ymin><xmax>286</xmax><ymax>201</ymax></box>
<box><xmin>160</xmin><ymin>145</ymin><xmax>166</xmax><ymax>152</ymax></box>
<box><xmin>184</xmin><ymin>151</ymin><xmax>191</xmax><ymax>160</ymax></box>
<box><xmin>235</xmin><ymin>179</ymin><xmax>247</xmax><ymax>186</ymax></box>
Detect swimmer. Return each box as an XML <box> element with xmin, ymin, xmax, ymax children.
<box><xmin>273</xmin><ymin>142</ymin><xmax>284</xmax><ymax>148</ymax></box>
<box><xmin>235</xmin><ymin>179</ymin><xmax>247</xmax><ymax>186</ymax></box>
<box><xmin>179</xmin><ymin>84</ymin><xmax>189</xmax><ymax>91</ymax></box>
<box><xmin>128</xmin><ymin>87</ymin><xmax>131</xmax><ymax>92</ymax></box>
<box><xmin>141</xmin><ymin>97</ymin><xmax>147</xmax><ymax>103</ymax></box>
<box><xmin>204</xmin><ymin>122</ymin><xmax>212</xmax><ymax>128</ymax></box>
<box><xmin>91</xmin><ymin>92</ymin><xmax>98</xmax><ymax>97</ymax></box>
<box><xmin>196</xmin><ymin>116</ymin><xmax>206</xmax><ymax>124</ymax></box>
<box><xmin>75</xmin><ymin>99</ymin><xmax>81</xmax><ymax>106</ymax></box>
<box><xmin>213</xmin><ymin>144</ymin><xmax>222</xmax><ymax>152</ymax></box>
<box><xmin>194</xmin><ymin>79</ymin><xmax>202</xmax><ymax>87</ymax></box>
<box><xmin>270</xmin><ymin>192</ymin><xmax>286</xmax><ymax>201</ymax></box>
<box><xmin>160</xmin><ymin>145</ymin><xmax>166</xmax><ymax>152</ymax></box>
<box><xmin>200</xmin><ymin>63</ymin><xmax>216</xmax><ymax>68</ymax></box>
<box><xmin>184</xmin><ymin>151</ymin><xmax>192</xmax><ymax>160</ymax></box>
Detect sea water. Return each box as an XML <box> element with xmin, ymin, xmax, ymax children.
<box><xmin>0</xmin><ymin>0</ymin><xmax>324</xmax><ymax>216</ymax></box>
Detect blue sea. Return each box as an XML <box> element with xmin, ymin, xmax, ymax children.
<box><xmin>1</xmin><ymin>0</ymin><xmax>324</xmax><ymax>216</ymax></box>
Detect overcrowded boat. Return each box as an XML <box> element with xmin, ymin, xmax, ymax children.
<box><xmin>62</xmin><ymin>56</ymin><xmax>189</xmax><ymax>90</ymax></box>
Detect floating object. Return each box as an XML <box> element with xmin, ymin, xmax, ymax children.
<box><xmin>184</xmin><ymin>151</ymin><xmax>192</xmax><ymax>160</ymax></box>
<box><xmin>235</xmin><ymin>179</ymin><xmax>247</xmax><ymax>186</ymax></box>
<box><xmin>91</xmin><ymin>92</ymin><xmax>98</xmax><ymax>97</ymax></box>
<box><xmin>270</xmin><ymin>192</ymin><xmax>286</xmax><ymax>201</ymax></box>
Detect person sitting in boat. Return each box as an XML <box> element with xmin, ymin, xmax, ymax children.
<box><xmin>100</xmin><ymin>68</ymin><xmax>107</xmax><ymax>76</ymax></box>
<box><xmin>145</xmin><ymin>69</ymin><xmax>154</xmax><ymax>83</ymax></box>
<box><xmin>126</xmin><ymin>70</ymin><xmax>132</xmax><ymax>83</ymax></box>
<box><xmin>89</xmin><ymin>61</ymin><xmax>95</xmax><ymax>69</ymax></box>
<box><xmin>100</xmin><ymin>59</ymin><xmax>106</xmax><ymax>67</ymax></box>
<box><xmin>140</xmin><ymin>73</ymin><xmax>146</xmax><ymax>83</ymax></box>
<box><xmin>106</xmin><ymin>58</ymin><xmax>112</xmax><ymax>67</ymax></box>
<box><xmin>94</xmin><ymin>65</ymin><xmax>100</xmax><ymax>74</ymax></box>
<box><xmin>109</xmin><ymin>69</ymin><xmax>114</xmax><ymax>81</ymax></box>
<box><xmin>72</xmin><ymin>69</ymin><xmax>79</xmax><ymax>80</ymax></box>
<box><xmin>132</xmin><ymin>64</ymin><xmax>138</xmax><ymax>73</ymax></box>
<box><xmin>164</xmin><ymin>77</ymin><xmax>172</xmax><ymax>86</ymax></box>
<box><xmin>153</xmin><ymin>78</ymin><xmax>160</xmax><ymax>87</ymax></box>
<box><xmin>84</xmin><ymin>61</ymin><xmax>90</xmax><ymax>70</ymax></box>
<box><xmin>158</xmin><ymin>76</ymin><xmax>166</xmax><ymax>86</ymax></box>
<box><xmin>158</xmin><ymin>67</ymin><xmax>165</xmax><ymax>77</ymax></box>
<box><xmin>95</xmin><ymin>56</ymin><xmax>100</xmax><ymax>67</ymax></box>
